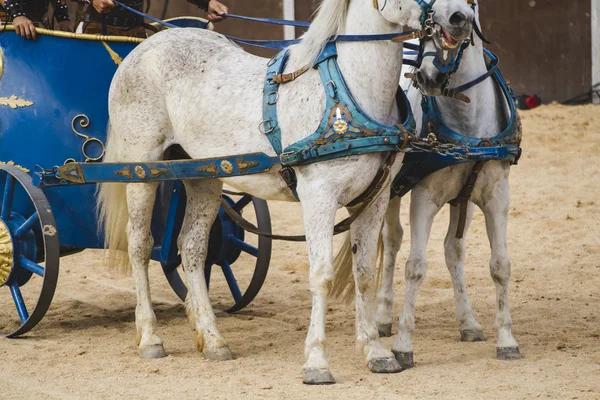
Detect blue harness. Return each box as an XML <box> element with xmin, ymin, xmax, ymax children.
<box><xmin>262</xmin><ymin>42</ymin><xmax>416</xmax><ymax>197</ymax></box>
<box><xmin>263</xmin><ymin>43</ymin><xmax>415</xmax><ymax>165</ymax></box>
<box><xmin>392</xmin><ymin>49</ymin><xmax>522</xmax><ymax>198</ymax></box>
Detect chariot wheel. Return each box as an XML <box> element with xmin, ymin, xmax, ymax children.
<box><xmin>0</xmin><ymin>164</ymin><xmax>59</xmax><ymax>337</ymax></box>
<box><xmin>162</xmin><ymin>191</ymin><xmax>272</xmax><ymax>313</ymax></box>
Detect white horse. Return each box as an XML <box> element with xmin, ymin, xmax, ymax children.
<box><xmin>98</xmin><ymin>0</ymin><xmax>473</xmax><ymax>384</ymax></box>
<box><xmin>376</xmin><ymin>3</ymin><xmax>521</xmax><ymax>367</ymax></box>
<box><xmin>333</xmin><ymin>0</ymin><xmax>521</xmax><ymax>369</ymax></box>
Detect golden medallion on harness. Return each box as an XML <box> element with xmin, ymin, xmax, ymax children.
<box><xmin>333</xmin><ymin>108</ymin><xmax>349</xmax><ymax>135</ymax></box>
<box><xmin>0</xmin><ymin>220</ymin><xmax>13</xmax><ymax>287</ymax></box>
<box><xmin>220</xmin><ymin>160</ymin><xmax>234</xmax><ymax>175</ymax></box>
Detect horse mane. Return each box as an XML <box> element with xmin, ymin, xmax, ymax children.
<box><xmin>289</xmin><ymin>0</ymin><xmax>349</xmax><ymax>66</ymax></box>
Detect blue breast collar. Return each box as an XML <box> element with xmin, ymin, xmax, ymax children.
<box><xmin>392</xmin><ymin>49</ymin><xmax>522</xmax><ymax>198</ymax></box>
<box><xmin>420</xmin><ymin>49</ymin><xmax>521</xmax><ymax>162</ymax></box>
<box><xmin>262</xmin><ymin>42</ymin><xmax>416</xmax><ymax>167</ymax></box>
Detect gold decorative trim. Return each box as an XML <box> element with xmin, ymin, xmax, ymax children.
<box><xmin>220</xmin><ymin>160</ymin><xmax>234</xmax><ymax>174</ymax></box>
<box><xmin>101</xmin><ymin>41</ymin><xmax>123</xmax><ymax>65</ymax></box>
<box><xmin>149</xmin><ymin>168</ymin><xmax>169</xmax><ymax>179</ymax></box>
<box><xmin>0</xmin><ymin>95</ymin><xmax>33</xmax><ymax>109</ymax></box>
<box><xmin>116</xmin><ymin>166</ymin><xmax>133</xmax><ymax>179</ymax></box>
<box><xmin>0</xmin><ymin>161</ymin><xmax>30</xmax><ymax>173</ymax></box>
<box><xmin>71</xmin><ymin>114</ymin><xmax>106</xmax><ymax>162</ymax></box>
<box><xmin>197</xmin><ymin>164</ymin><xmax>218</xmax><ymax>175</ymax></box>
<box><xmin>1</xmin><ymin>25</ymin><xmax>145</xmax><ymax>44</ymax></box>
<box><xmin>0</xmin><ymin>19</ymin><xmax>213</xmax><ymax>44</ymax></box>
<box><xmin>235</xmin><ymin>159</ymin><xmax>259</xmax><ymax>173</ymax></box>
<box><xmin>58</xmin><ymin>163</ymin><xmax>85</xmax><ymax>183</ymax></box>
<box><xmin>0</xmin><ymin>221</ymin><xmax>13</xmax><ymax>286</ymax></box>
<box><xmin>134</xmin><ymin>166</ymin><xmax>147</xmax><ymax>179</ymax></box>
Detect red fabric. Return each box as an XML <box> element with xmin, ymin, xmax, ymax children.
<box><xmin>525</xmin><ymin>95</ymin><xmax>539</xmax><ymax>109</ymax></box>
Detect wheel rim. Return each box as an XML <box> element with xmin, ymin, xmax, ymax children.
<box><xmin>0</xmin><ymin>164</ymin><xmax>59</xmax><ymax>338</ymax></box>
<box><xmin>163</xmin><ymin>192</ymin><xmax>272</xmax><ymax>313</ymax></box>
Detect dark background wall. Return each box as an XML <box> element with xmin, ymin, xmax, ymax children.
<box><xmin>151</xmin><ymin>0</ymin><xmax>592</xmax><ymax>102</ymax></box>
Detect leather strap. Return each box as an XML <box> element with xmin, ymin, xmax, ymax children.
<box><xmin>272</xmin><ymin>65</ymin><xmax>310</xmax><ymax>84</ymax></box>
<box><xmin>221</xmin><ymin>153</ymin><xmax>397</xmax><ymax>242</ymax></box>
<box><xmin>450</xmin><ymin>161</ymin><xmax>485</xmax><ymax>239</ymax></box>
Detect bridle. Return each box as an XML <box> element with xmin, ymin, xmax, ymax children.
<box><xmin>403</xmin><ymin>0</ymin><xmax>494</xmax><ymax>102</ymax></box>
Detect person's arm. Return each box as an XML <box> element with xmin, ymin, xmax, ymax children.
<box><xmin>188</xmin><ymin>0</ymin><xmax>227</xmax><ymax>22</ymax></box>
<box><xmin>5</xmin><ymin>0</ymin><xmax>37</xmax><ymax>39</ymax></box>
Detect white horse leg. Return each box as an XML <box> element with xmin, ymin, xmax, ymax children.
<box><xmin>478</xmin><ymin>178</ymin><xmax>520</xmax><ymax>360</ymax></box>
<box><xmin>126</xmin><ymin>182</ymin><xmax>166</xmax><ymax>358</ymax></box>
<box><xmin>300</xmin><ymin>192</ymin><xmax>338</xmax><ymax>385</ymax></box>
<box><xmin>445</xmin><ymin>202</ymin><xmax>485</xmax><ymax>342</ymax></box>
<box><xmin>392</xmin><ymin>189</ymin><xmax>441</xmax><ymax>369</ymax></box>
<box><xmin>352</xmin><ymin>192</ymin><xmax>403</xmax><ymax>373</ymax></box>
<box><xmin>179</xmin><ymin>179</ymin><xmax>233</xmax><ymax>361</ymax></box>
<box><xmin>376</xmin><ymin>196</ymin><xmax>403</xmax><ymax>337</ymax></box>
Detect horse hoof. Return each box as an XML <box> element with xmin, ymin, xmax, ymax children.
<box><xmin>461</xmin><ymin>329</ymin><xmax>486</xmax><ymax>342</ymax></box>
<box><xmin>203</xmin><ymin>346</ymin><xmax>235</xmax><ymax>361</ymax></box>
<box><xmin>368</xmin><ymin>357</ymin><xmax>403</xmax><ymax>374</ymax></box>
<box><xmin>497</xmin><ymin>346</ymin><xmax>520</xmax><ymax>360</ymax></box>
<box><xmin>139</xmin><ymin>344</ymin><xmax>168</xmax><ymax>359</ymax></box>
<box><xmin>392</xmin><ymin>350</ymin><xmax>414</xmax><ymax>369</ymax></box>
<box><xmin>377</xmin><ymin>323</ymin><xmax>393</xmax><ymax>338</ymax></box>
<box><xmin>302</xmin><ymin>368</ymin><xmax>336</xmax><ymax>385</ymax></box>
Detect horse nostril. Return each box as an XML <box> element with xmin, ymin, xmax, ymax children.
<box><xmin>416</xmin><ymin>71</ymin><xmax>425</xmax><ymax>86</ymax></box>
<box><xmin>434</xmin><ymin>73</ymin><xmax>446</xmax><ymax>85</ymax></box>
<box><xmin>450</xmin><ymin>11</ymin><xmax>468</xmax><ymax>27</ymax></box>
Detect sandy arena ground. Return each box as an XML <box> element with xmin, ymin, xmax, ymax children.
<box><xmin>1</xmin><ymin>104</ymin><xmax>599</xmax><ymax>399</ymax></box>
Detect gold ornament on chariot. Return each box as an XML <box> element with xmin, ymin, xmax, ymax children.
<box><xmin>134</xmin><ymin>166</ymin><xmax>147</xmax><ymax>179</ymax></box>
<box><xmin>220</xmin><ymin>160</ymin><xmax>234</xmax><ymax>175</ymax></box>
<box><xmin>0</xmin><ymin>220</ymin><xmax>13</xmax><ymax>286</ymax></box>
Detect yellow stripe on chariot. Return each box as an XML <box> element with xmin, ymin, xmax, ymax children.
<box><xmin>0</xmin><ymin>17</ymin><xmax>213</xmax><ymax>44</ymax></box>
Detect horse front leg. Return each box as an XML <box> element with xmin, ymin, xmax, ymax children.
<box><xmin>392</xmin><ymin>188</ymin><xmax>441</xmax><ymax>369</ymax></box>
<box><xmin>477</xmin><ymin>175</ymin><xmax>520</xmax><ymax>360</ymax></box>
<box><xmin>126</xmin><ymin>183</ymin><xmax>167</xmax><ymax>358</ymax></box>
<box><xmin>445</xmin><ymin>201</ymin><xmax>485</xmax><ymax>342</ymax></box>
<box><xmin>299</xmin><ymin>190</ymin><xmax>338</xmax><ymax>385</ymax></box>
<box><xmin>376</xmin><ymin>196</ymin><xmax>403</xmax><ymax>338</ymax></box>
<box><xmin>351</xmin><ymin>192</ymin><xmax>403</xmax><ymax>373</ymax></box>
<box><xmin>179</xmin><ymin>179</ymin><xmax>233</xmax><ymax>361</ymax></box>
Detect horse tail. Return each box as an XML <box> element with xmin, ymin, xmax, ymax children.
<box><xmin>331</xmin><ymin>231</ymin><xmax>385</xmax><ymax>304</ymax></box>
<box><xmin>97</xmin><ymin>122</ymin><xmax>131</xmax><ymax>275</ymax></box>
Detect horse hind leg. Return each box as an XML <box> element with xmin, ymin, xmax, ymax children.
<box><xmin>351</xmin><ymin>192</ymin><xmax>402</xmax><ymax>374</ymax></box>
<box><xmin>376</xmin><ymin>196</ymin><xmax>403</xmax><ymax>338</ymax></box>
<box><xmin>445</xmin><ymin>201</ymin><xmax>485</xmax><ymax>342</ymax></box>
<box><xmin>179</xmin><ymin>179</ymin><xmax>233</xmax><ymax>361</ymax></box>
<box><xmin>126</xmin><ymin>182</ymin><xmax>167</xmax><ymax>358</ymax></box>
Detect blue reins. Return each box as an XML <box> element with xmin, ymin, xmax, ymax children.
<box><xmin>111</xmin><ymin>0</ymin><xmax>430</xmax><ymax>51</ymax></box>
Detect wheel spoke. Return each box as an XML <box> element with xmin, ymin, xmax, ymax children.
<box><xmin>1</xmin><ymin>174</ymin><xmax>15</xmax><ymax>220</ymax></box>
<box><xmin>229</xmin><ymin>235</ymin><xmax>258</xmax><ymax>257</ymax></box>
<box><xmin>9</xmin><ymin>283</ymin><xmax>29</xmax><ymax>323</ymax></box>
<box><xmin>19</xmin><ymin>256</ymin><xmax>45</xmax><ymax>277</ymax></box>
<box><xmin>15</xmin><ymin>211</ymin><xmax>39</xmax><ymax>239</ymax></box>
<box><xmin>220</xmin><ymin>260</ymin><xmax>242</xmax><ymax>302</ymax></box>
<box><xmin>232</xmin><ymin>195</ymin><xmax>252</xmax><ymax>212</ymax></box>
